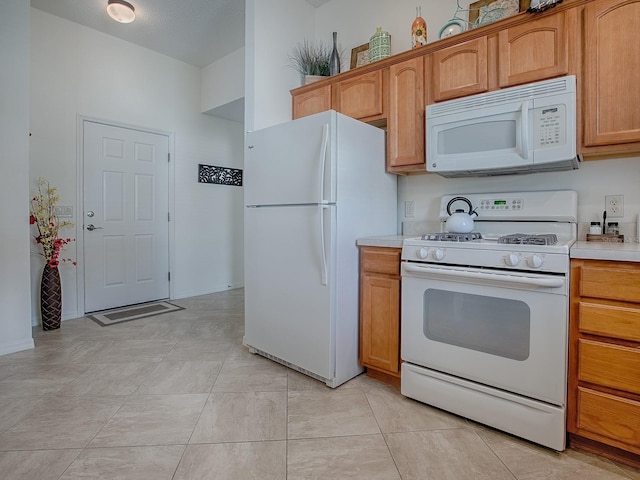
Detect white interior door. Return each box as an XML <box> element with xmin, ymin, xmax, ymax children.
<box><xmin>83</xmin><ymin>120</ymin><xmax>169</xmax><ymax>312</ymax></box>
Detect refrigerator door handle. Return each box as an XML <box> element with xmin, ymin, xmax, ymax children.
<box><xmin>319</xmin><ymin>204</ymin><xmax>329</xmax><ymax>286</ymax></box>
<box><xmin>318</xmin><ymin>123</ymin><xmax>329</xmax><ymax>204</ymax></box>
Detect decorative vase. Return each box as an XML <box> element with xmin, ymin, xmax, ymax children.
<box><xmin>329</xmin><ymin>31</ymin><xmax>340</xmax><ymax>76</ymax></box>
<box><xmin>411</xmin><ymin>6</ymin><xmax>428</xmax><ymax>48</ymax></box>
<box><xmin>369</xmin><ymin>27</ymin><xmax>391</xmax><ymax>63</ymax></box>
<box><xmin>40</xmin><ymin>264</ymin><xmax>62</xmax><ymax>330</ymax></box>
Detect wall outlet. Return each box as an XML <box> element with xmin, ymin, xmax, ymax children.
<box><xmin>404</xmin><ymin>201</ymin><xmax>415</xmax><ymax>218</ymax></box>
<box><xmin>605</xmin><ymin>195</ymin><xmax>624</xmax><ymax>218</ymax></box>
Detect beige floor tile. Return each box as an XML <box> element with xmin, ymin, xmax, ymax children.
<box><xmin>0</xmin><ymin>363</ymin><xmax>88</xmax><ymax>396</ymax></box>
<box><xmin>287</xmin><ymin>434</ymin><xmax>401</xmax><ymax>480</ymax></box>
<box><xmin>478</xmin><ymin>428</ymin><xmax>634</xmax><ymax>480</ymax></box>
<box><xmin>613</xmin><ymin>461</ymin><xmax>640</xmax><ymax>479</ymax></box>
<box><xmin>164</xmin><ymin>340</ymin><xmax>231</xmax><ymax>362</ymax></box>
<box><xmin>385</xmin><ymin>429</ymin><xmax>515</xmax><ymax>480</ymax></box>
<box><xmin>287</xmin><ymin>369</ymin><xmax>331</xmax><ymax>391</ymax></box>
<box><xmin>366</xmin><ymin>385</ymin><xmax>467</xmax><ymax>433</ymax></box>
<box><xmin>0</xmin><ymin>449</ymin><xmax>81</xmax><ymax>480</ymax></box>
<box><xmin>212</xmin><ymin>356</ymin><xmax>288</xmax><ymax>392</ymax></box>
<box><xmin>89</xmin><ymin>393</ymin><xmax>207</xmax><ymax>447</ymax></box>
<box><xmin>173</xmin><ymin>442</ymin><xmax>286</xmax><ymax>480</ymax></box>
<box><xmin>135</xmin><ymin>360</ymin><xmax>222</xmax><ymax>394</ymax></box>
<box><xmin>60</xmin><ymin>362</ymin><xmax>157</xmax><ymax>395</ymax></box>
<box><xmin>88</xmin><ymin>339</ymin><xmax>177</xmax><ymax>363</ymax></box>
<box><xmin>0</xmin><ymin>365</ymin><xmax>25</xmax><ymax>382</ymax></box>
<box><xmin>0</xmin><ymin>396</ymin><xmax>44</xmax><ymax>434</ymax></box>
<box><xmin>0</xmin><ymin>395</ymin><xmax>125</xmax><ymax>450</ymax></box>
<box><xmin>288</xmin><ymin>389</ymin><xmax>380</xmax><ymax>439</ymax></box>
<box><xmin>190</xmin><ymin>391</ymin><xmax>286</xmax><ymax>443</ymax></box>
<box><xmin>59</xmin><ymin>445</ymin><xmax>185</xmax><ymax>480</ymax></box>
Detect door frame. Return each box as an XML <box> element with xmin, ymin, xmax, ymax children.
<box><xmin>76</xmin><ymin>115</ymin><xmax>175</xmax><ymax>316</ymax></box>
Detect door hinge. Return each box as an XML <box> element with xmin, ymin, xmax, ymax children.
<box><xmin>168</xmin><ymin>272</ymin><xmax>171</xmax><ymax>282</ymax></box>
<box><xmin>167</xmin><ymin>153</ymin><xmax>171</xmax><ymax>163</ymax></box>
<box><xmin>168</xmin><ymin>212</ymin><xmax>170</xmax><ymax>221</ymax></box>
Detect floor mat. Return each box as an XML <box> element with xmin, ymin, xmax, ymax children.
<box><xmin>88</xmin><ymin>301</ymin><xmax>184</xmax><ymax>326</ymax></box>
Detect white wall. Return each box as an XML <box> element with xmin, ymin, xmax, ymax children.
<box><xmin>245</xmin><ymin>0</ymin><xmax>315</xmax><ymax>131</ymax></box>
<box><xmin>314</xmin><ymin>0</ymin><xmax>474</xmax><ymax>65</ymax></box>
<box><xmin>29</xmin><ymin>9</ymin><xmax>245</xmax><ymax>323</ymax></box>
<box><xmin>0</xmin><ymin>0</ymin><xmax>34</xmax><ymax>354</ymax></box>
<box><xmin>201</xmin><ymin>47</ymin><xmax>245</xmax><ymax>113</ymax></box>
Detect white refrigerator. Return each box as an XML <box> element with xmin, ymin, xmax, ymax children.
<box><xmin>243</xmin><ymin>110</ymin><xmax>397</xmax><ymax>387</ymax></box>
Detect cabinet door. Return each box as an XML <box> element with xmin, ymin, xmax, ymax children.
<box><xmin>333</xmin><ymin>70</ymin><xmax>385</xmax><ymax>121</ymax></box>
<box><xmin>292</xmin><ymin>85</ymin><xmax>331</xmax><ymax>119</ymax></box>
<box><xmin>360</xmin><ymin>273</ymin><xmax>400</xmax><ymax>374</ymax></box>
<box><xmin>430</xmin><ymin>37</ymin><xmax>489</xmax><ymax>102</ymax></box>
<box><xmin>583</xmin><ymin>0</ymin><xmax>640</xmax><ymax>147</ymax></box>
<box><xmin>498</xmin><ymin>12</ymin><xmax>568</xmax><ymax>88</ymax></box>
<box><xmin>387</xmin><ymin>57</ymin><xmax>425</xmax><ymax>172</ymax></box>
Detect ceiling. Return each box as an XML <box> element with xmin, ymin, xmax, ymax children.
<box><xmin>30</xmin><ymin>0</ymin><xmax>331</xmax><ymax>68</ymax></box>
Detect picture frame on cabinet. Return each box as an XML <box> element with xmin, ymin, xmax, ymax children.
<box><xmin>350</xmin><ymin>43</ymin><xmax>370</xmax><ymax>69</ymax></box>
<box><xmin>469</xmin><ymin>0</ymin><xmax>530</xmax><ymax>27</ymax></box>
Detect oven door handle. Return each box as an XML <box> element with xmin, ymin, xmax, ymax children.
<box><xmin>402</xmin><ymin>263</ymin><xmax>565</xmax><ymax>288</ymax></box>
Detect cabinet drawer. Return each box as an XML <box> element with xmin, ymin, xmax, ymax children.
<box><xmin>360</xmin><ymin>247</ymin><xmax>401</xmax><ymax>275</ymax></box>
<box><xmin>579</xmin><ymin>339</ymin><xmax>640</xmax><ymax>394</ymax></box>
<box><xmin>579</xmin><ymin>301</ymin><xmax>640</xmax><ymax>342</ymax></box>
<box><xmin>580</xmin><ymin>265</ymin><xmax>640</xmax><ymax>303</ymax></box>
<box><xmin>577</xmin><ymin>387</ymin><xmax>640</xmax><ymax>447</ymax></box>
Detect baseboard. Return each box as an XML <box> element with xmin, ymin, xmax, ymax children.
<box><xmin>0</xmin><ymin>338</ymin><xmax>35</xmax><ymax>356</ymax></box>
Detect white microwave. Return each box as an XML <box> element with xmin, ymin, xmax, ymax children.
<box><xmin>426</xmin><ymin>75</ymin><xmax>578</xmax><ymax>177</ymax></box>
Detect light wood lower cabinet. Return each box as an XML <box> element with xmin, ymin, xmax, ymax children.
<box><xmin>569</xmin><ymin>259</ymin><xmax>640</xmax><ymax>468</ymax></box>
<box><xmin>359</xmin><ymin>246</ymin><xmax>401</xmax><ymax>386</ymax></box>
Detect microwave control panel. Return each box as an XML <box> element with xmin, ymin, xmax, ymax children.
<box><xmin>534</xmin><ymin>104</ymin><xmax>566</xmax><ymax>148</ymax></box>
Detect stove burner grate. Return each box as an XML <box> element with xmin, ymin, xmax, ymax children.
<box><xmin>498</xmin><ymin>233</ymin><xmax>558</xmax><ymax>245</ymax></box>
<box><xmin>421</xmin><ymin>232</ymin><xmax>483</xmax><ymax>242</ymax></box>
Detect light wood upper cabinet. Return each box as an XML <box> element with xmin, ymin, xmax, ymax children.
<box><xmin>582</xmin><ymin>0</ymin><xmax>640</xmax><ymax>150</ymax></box>
<box><xmin>430</xmin><ymin>37</ymin><xmax>489</xmax><ymax>102</ymax></box>
<box><xmin>292</xmin><ymin>84</ymin><xmax>331</xmax><ymax>119</ymax></box>
<box><xmin>332</xmin><ymin>70</ymin><xmax>386</xmax><ymax>122</ymax></box>
<box><xmin>388</xmin><ymin>57</ymin><xmax>425</xmax><ymax>172</ymax></box>
<box><xmin>497</xmin><ymin>12</ymin><xmax>569</xmax><ymax>88</ymax></box>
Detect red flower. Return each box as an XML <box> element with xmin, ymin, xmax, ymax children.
<box><xmin>29</xmin><ymin>215</ymin><xmax>36</xmax><ymax>225</ymax></box>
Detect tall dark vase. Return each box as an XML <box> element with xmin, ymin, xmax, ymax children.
<box><xmin>41</xmin><ymin>264</ymin><xmax>62</xmax><ymax>331</ymax></box>
<box><xmin>329</xmin><ymin>31</ymin><xmax>340</xmax><ymax>76</ymax></box>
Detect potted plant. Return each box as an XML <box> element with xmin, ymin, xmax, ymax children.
<box><xmin>289</xmin><ymin>39</ymin><xmax>331</xmax><ymax>85</ymax></box>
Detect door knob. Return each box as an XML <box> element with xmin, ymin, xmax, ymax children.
<box><xmin>86</xmin><ymin>224</ymin><xmax>103</xmax><ymax>231</ymax></box>
<box><xmin>87</xmin><ymin>211</ymin><xmax>95</xmax><ymax>217</ymax></box>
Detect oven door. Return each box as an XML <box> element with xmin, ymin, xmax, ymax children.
<box><xmin>401</xmin><ymin>262</ymin><xmax>568</xmax><ymax>406</ymax></box>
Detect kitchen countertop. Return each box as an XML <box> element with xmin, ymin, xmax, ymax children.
<box><xmin>356</xmin><ymin>235</ymin><xmax>410</xmax><ymax>249</ymax></box>
<box><xmin>571</xmin><ymin>241</ymin><xmax>640</xmax><ymax>263</ymax></box>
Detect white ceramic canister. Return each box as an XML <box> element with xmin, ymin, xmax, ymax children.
<box><xmin>369</xmin><ymin>27</ymin><xmax>391</xmax><ymax>62</ymax></box>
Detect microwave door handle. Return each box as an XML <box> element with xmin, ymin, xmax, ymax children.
<box><xmin>521</xmin><ymin>100</ymin><xmax>529</xmax><ymax>160</ymax></box>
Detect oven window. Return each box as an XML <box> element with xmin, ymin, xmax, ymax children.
<box><xmin>423</xmin><ymin>289</ymin><xmax>530</xmax><ymax>361</ymax></box>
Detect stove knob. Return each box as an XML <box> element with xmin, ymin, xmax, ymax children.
<box><xmin>417</xmin><ymin>247</ymin><xmax>428</xmax><ymax>259</ymax></box>
<box><xmin>433</xmin><ymin>248</ymin><xmax>445</xmax><ymax>261</ymax></box>
<box><xmin>505</xmin><ymin>253</ymin><xmax>520</xmax><ymax>267</ymax></box>
<box><xmin>527</xmin><ymin>255</ymin><xmax>544</xmax><ymax>268</ymax></box>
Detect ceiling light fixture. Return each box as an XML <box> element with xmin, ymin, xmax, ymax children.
<box><xmin>106</xmin><ymin>0</ymin><xmax>136</xmax><ymax>24</ymax></box>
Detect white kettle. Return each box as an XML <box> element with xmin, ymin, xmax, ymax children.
<box><xmin>446</xmin><ymin>196</ymin><xmax>478</xmax><ymax>233</ymax></box>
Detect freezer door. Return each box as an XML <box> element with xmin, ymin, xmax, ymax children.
<box><xmin>245</xmin><ymin>111</ymin><xmax>334</xmax><ymax>206</ymax></box>
<box><xmin>244</xmin><ymin>204</ymin><xmax>335</xmax><ymax>379</ymax></box>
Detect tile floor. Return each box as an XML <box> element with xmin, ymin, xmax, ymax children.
<box><xmin>0</xmin><ymin>289</ymin><xmax>639</xmax><ymax>479</ymax></box>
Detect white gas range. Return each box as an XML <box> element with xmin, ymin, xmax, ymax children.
<box><xmin>400</xmin><ymin>190</ymin><xmax>577</xmax><ymax>451</ymax></box>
